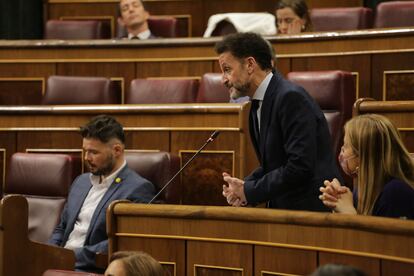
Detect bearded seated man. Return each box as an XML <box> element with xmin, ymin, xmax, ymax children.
<box><xmin>48</xmin><ymin>115</ymin><xmax>156</xmax><ymax>273</ymax></box>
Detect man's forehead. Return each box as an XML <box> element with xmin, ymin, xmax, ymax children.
<box><xmin>83</xmin><ymin>137</ymin><xmax>122</xmax><ymax>147</ymax></box>
<box><xmin>120</xmin><ymin>0</ymin><xmax>140</xmax><ymax>6</ymax></box>
<box><xmin>220</xmin><ymin>53</ymin><xmax>248</xmax><ymax>69</ymax></box>
<box><xmin>83</xmin><ymin>137</ymin><xmax>104</xmax><ymax>147</ymax></box>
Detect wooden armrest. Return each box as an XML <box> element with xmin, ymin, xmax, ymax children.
<box><xmin>95</xmin><ymin>252</ymin><xmax>108</xmax><ymax>269</ymax></box>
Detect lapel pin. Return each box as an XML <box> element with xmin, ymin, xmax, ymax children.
<box><xmin>115</xmin><ymin>177</ymin><xmax>122</xmax><ymax>184</ymax></box>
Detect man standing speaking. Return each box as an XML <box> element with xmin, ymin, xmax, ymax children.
<box><xmin>217</xmin><ymin>33</ymin><xmax>341</xmax><ymax>211</ymax></box>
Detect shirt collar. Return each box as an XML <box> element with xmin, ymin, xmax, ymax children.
<box><xmin>89</xmin><ymin>160</ymin><xmax>127</xmax><ymax>187</ymax></box>
<box><xmin>252</xmin><ymin>72</ymin><xmax>273</xmax><ymax>101</ymax></box>
<box><xmin>128</xmin><ymin>29</ymin><xmax>152</xmax><ymax>40</ymax></box>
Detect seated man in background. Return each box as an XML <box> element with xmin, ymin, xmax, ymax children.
<box><xmin>49</xmin><ymin>115</ymin><xmax>156</xmax><ymax>273</ymax></box>
<box><xmin>118</xmin><ymin>0</ymin><xmax>155</xmax><ymax>39</ymax></box>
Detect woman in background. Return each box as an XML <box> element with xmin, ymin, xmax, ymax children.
<box><xmin>320</xmin><ymin>114</ymin><xmax>414</xmax><ymax>219</ymax></box>
<box><xmin>105</xmin><ymin>251</ymin><xmax>166</xmax><ymax>276</ymax></box>
<box><xmin>275</xmin><ymin>0</ymin><xmax>312</xmax><ymax>34</ymax></box>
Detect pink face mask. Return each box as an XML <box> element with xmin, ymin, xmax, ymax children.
<box><xmin>338</xmin><ymin>152</ymin><xmax>358</xmax><ymax>177</ymax></box>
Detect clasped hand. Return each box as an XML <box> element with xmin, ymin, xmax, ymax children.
<box><xmin>222</xmin><ymin>172</ymin><xmax>247</xmax><ymax>207</ymax></box>
<box><xmin>319</xmin><ymin>178</ymin><xmax>357</xmax><ymax>214</ymax></box>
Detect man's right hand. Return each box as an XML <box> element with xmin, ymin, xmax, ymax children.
<box><xmin>222</xmin><ymin>172</ymin><xmax>247</xmax><ymax>207</ymax></box>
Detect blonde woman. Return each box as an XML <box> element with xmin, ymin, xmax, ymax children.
<box><xmin>105</xmin><ymin>251</ymin><xmax>166</xmax><ymax>276</ymax></box>
<box><xmin>320</xmin><ymin>114</ymin><xmax>414</xmax><ymax>219</ymax></box>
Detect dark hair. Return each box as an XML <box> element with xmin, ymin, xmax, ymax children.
<box><xmin>275</xmin><ymin>0</ymin><xmax>313</xmax><ymax>32</ymax></box>
<box><xmin>215</xmin><ymin>32</ymin><xmax>273</xmax><ymax>71</ymax></box>
<box><xmin>80</xmin><ymin>115</ymin><xmax>125</xmax><ymax>144</ymax></box>
<box><xmin>110</xmin><ymin>251</ymin><xmax>165</xmax><ymax>276</ymax></box>
<box><xmin>117</xmin><ymin>0</ymin><xmax>146</xmax><ymax>17</ymax></box>
<box><xmin>310</xmin><ymin>264</ymin><xmax>367</xmax><ymax>276</ymax></box>
<box><xmin>265</xmin><ymin>39</ymin><xmax>277</xmax><ymax>67</ymax></box>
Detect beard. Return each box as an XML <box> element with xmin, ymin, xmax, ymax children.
<box><xmin>87</xmin><ymin>154</ymin><xmax>116</xmax><ymax>176</ymax></box>
<box><xmin>227</xmin><ymin>82</ymin><xmax>250</xmax><ymax>100</ymax></box>
<box><xmin>229</xmin><ymin>87</ymin><xmax>242</xmax><ymax>100</ymax></box>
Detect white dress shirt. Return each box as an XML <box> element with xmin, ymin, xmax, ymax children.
<box><xmin>128</xmin><ymin>29</ymin><xmax>152</xmax><ymax>40</ymax></box>
<box><xmin>252</xmin><ymin>72</ymin><xmax>273</xmax><ymax>131</ymax></box>
<box><xmin>64</xmin><ymin>161</ymin><xmax>126</xmax><ymax>249</ymax></box>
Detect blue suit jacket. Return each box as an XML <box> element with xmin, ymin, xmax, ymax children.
<box><xmin>244</xmin><ymin>72</ymin><xmax>341</xmax><ymax>211</ymax></box>
<box><xmin>48</xmin><ymin>165</ymin><xmax>155</xmax><ymax>272</ymax></box>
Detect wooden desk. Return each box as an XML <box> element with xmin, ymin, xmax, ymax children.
<box><xmin>1</xmin><ymin>100</ymin><xmax>414</xmax><ymax>203</ymax></box>
<box><xmin>0</xmin><ymin>103</ymin><xmax>255</xmax><ymax>205</ymax></box>
<box><xmin>0</xmin><ymin>195</ymin><xmax>75</xmax><ymax>276</ymax></box>
<box><xmin>107</xmin><ymin>202</ymin><xmax>414</xmax><ymax>276</ymax></box>
<box><xmin>44</xmin><ymin>0</ymin><xmax>363</xmax><ymax>37</ymax></box>
<box><xmin>0</xmin><ymin>28</ymin><xmax>414</xmax><ymax>105</ymax></box>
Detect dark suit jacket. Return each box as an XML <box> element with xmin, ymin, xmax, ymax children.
<box><xmin>48</xmin><ymin>165</ymin><xmax>155</xmax><ymax>272</ymax></box>
<box><xmin>244</xmin><ymin>72</ymin><xmax>341</xmax><ymax>211</ymax></box>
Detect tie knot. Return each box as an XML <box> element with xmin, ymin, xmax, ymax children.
<box><xmin>251</xmin><ymin>99</ymin><xmax>260</xmax><ymax>111</ymax></box>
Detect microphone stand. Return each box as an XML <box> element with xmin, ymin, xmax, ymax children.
<box><xmin>148</xmin><ymin>130</ymin><xmax>220</xmax><ymax>204</ymax></box>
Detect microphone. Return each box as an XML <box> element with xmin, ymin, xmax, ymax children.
<box><xmin>148</xmin><ymin>130</ymin><xmax>220</xmax><ymax>204</ymax></box>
